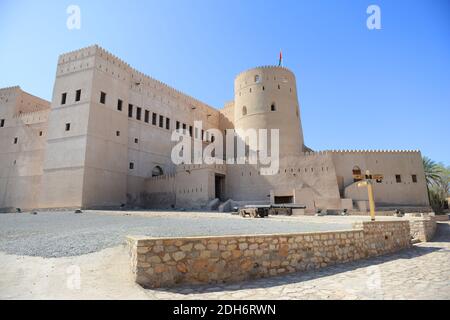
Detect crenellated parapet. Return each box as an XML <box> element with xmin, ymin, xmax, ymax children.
<box><xmin>57</xmin><ymin>44</ymin><xmax>218</xmax><ymax>118</ymax></box>
<box><xmin>325</xmin><ymin>149</ymin><xmax>421</xmax><ymax>154</ymax></box>
<box><xmin>176</xmin><ymin>163</ymin><xmax>227</xmax><ymax>173</ymax></box>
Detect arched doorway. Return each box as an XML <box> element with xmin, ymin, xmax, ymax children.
<box><xmin>152</xmin><ymin>166</ymin><xmax>163</xmax><ymax>177</ymax></box>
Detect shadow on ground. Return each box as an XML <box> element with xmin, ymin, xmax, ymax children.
<box><xmin>150</xmin><ymin>222</ymin><xmax>449</xmax><ymax>295</ymax></box>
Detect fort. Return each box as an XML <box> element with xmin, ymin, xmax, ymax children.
<box><xmin>0</xmin><ymin>45</ymin><xmax>430</xmax><ymax>213</ymax></box>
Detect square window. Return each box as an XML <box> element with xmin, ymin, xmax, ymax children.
<box><xmin>65</xmin><ymin>123</ymin><xmax>71</xmax><ymax>131</ymax></box>
<box><xmin>166</xmin><ymin>118</ymin><xmax>170</xmax><ymax>130</ymax></box>
<box><xmin>152</xmin><ymin>113</ymin><xmax>157</xmax><ymax>125</ymax></box>
<box><xmin>159</xmin><ymin>115</ymin><xmax>164</xmax><ymax>128</ymax></box>
<box><xmin>61</xmin><ymin>92</ymin><xmax>67</xmax><ymax>105</ymax></box>
<box><xmin>117</xmin><ymin>99</ymin><xmax>123</xmax><ymax>111</ymax></box>
<box><xmin>75</xmin><ymin>89</ymin><xmax>81</xmax><ymax>102</ymax></box>
<box><xmin>0</xmin><ymin>119</ymin><xmax>5</xmax><ymax>127</ymax></box>
<box><xmin>129</xmin><ymin>162</ymin><xmax>134</xmax><ymax>170</ymax></box>
<box><xmin>128</xmin><ymin>104</ymin><xmax>133</xmax><ymax>117</ymax></box>
<box><xmin>100</xmin><ymin>91</ymin><xmax>106</xmax><ymax>104</ymax></box>
<box><xmin>144</xmin><ymin>110</ymin><xmax>150</xmax><ymax>123</ymax></box>
<box><xmin>412</xmin><ymin>174</ymin><xmax>417</xmax><ymax>183</ymax></box>
<box><xmin>395</xmin><ymin>174</ymin><xmax>402</xmax><ymax>183</ymax></box>
<box><xmin>136</xmin><ymin>107</ymin><xmax>142</xmax><ymax>120</ymax></box>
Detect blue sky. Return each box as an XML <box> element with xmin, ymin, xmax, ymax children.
<box><xmin>1</xmin><ymin>0</ymin><xmax>449</xmax><ymax>164</ymax></box>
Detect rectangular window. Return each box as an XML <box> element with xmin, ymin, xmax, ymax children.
<box><xmin>65</xmin><ymin>123</ymin><xmax>71</xmax><ymax>131</ymax></box>
<box><xmin>395</xmin><ymin>174</ymin><xmax>402</xmax><ymax>183</ymax></box>
<box><xmin>201</xmin><ymin>129</ymin><xmax>204</xmax><ymax>140</ymax></box>
<box><xmin>39</xmin><ymin>131</ymin><xmax>43</xmax><ymax>136</ymax></box>
<box><xmin>75</xmin><ymin>89</ymin><xmax>81</xmax><ymax>102</ymax></box>
<box><xmin>152</xmin><ymin>113</ymin><xmax>157</xmax><ymax>125</ymax></box>
<box><xmin>144</xmin><ymin>110</ymin><xmax>149</xmax><ymax>123</ymax></box>
<box><xmin>176</xmin><ymin>121</ymin><xmax>180</xmax><ymax>131</ymax></box>
<box><xmin>134</xmin><ymin>138</ymin><xmax>138</xmax><ymax>144</ymax></box>
<box><xmin>159</xmin><ymin>115</ymin><xmax>164</xmax><ymax>128</ymax></box>
<box><xmin>136</xmin><ymin>107</ymin><xmax>142</xmax><ymax>120</ymax></box>
<box><xmin>100</xmin><ymin>91</ymin><xmax>106</xmax><ymax>104</ymax></box>
<box><xmin>117</xmin><ymin>99</ymin><xmax>123</xmax><ymax>111</ymax></box>
<box><xmin>182</xmin><ymin>123</ymin><xmax>186</xmax><ymax>134</ymax></box>
<box><xmin>61</xmin><ymin>92</ymin><xmax>67</xmax><ymax>105</ymax></box>
<box><xmin>412</xmin><ymin>174</ymin><xmax>417</xmax><ymax>183</ymax></box>
<box><xmin>189</xmin><ymin>125</ymin><xmax>193</xmax><ymax>137</ymax></box>
<box><xmin>128</xmin><ymin>104</ymin><xmax>133</xmax><ymax>118</ymax></box>
<box><xmin>195</xmin><ymin>127</ymin><xmax>198</xmax><ymax>139</ymax></box>
<box><xmin>129</xmin><ymin>162</ymin><xmax>134</xmax><ymax>170</ymax></box>
<box><xmin>0</xmin><ymin>119</ymin><xmax>4</xmax><ymax>127</ymax></box>
<box><xmin>116</xmin><ymin>131</ymin><xmax>120</xmax><ymax>137</ymax></box>
<box><xmin>13</xmin><ymin>137</ymin><xmax>18</xmax><ymax>144</ymax></box>
<box><xmin>166</xmin><ymin>118</ymin><xmax>170</xmax><ymax>130</ymax></box>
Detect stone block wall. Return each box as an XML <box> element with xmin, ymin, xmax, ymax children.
<box><xmin>409</xmin><ymin>218</ymin><xmax>437</xmax><ymax>242</ymax></box>
<box><xmin>353</xmin><ymin>221</ymin><xmax>411</xmax><ymax>257</ymax></box>
<box><xmin>127</xmin><ymin>221</ymin><xmax>411</xmax><ymax>288</ymax></box>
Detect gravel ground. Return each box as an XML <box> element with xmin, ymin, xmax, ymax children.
<box><xmin>0</xmin><ymin>211</ymin><xmax>355</xmax><ymax>258</ymax></box>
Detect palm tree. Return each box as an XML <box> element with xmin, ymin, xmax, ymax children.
<box><xmin>422</xmin><ymin>157</ymin><xmax>443</xmax><ymax>187</ymax></box>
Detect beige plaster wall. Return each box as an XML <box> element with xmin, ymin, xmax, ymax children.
<box><xmin>0</xmin><ymin>87</ymin><xmax>50</xmax><ymax>211</ymax></box>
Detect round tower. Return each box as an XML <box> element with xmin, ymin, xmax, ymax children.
<box><xmin>234</xmin><ymin>66</ymin><xmax>304</xmax><ymax>158</ymax></box>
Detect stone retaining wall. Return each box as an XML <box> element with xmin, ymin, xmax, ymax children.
<box><xmin>409</xmin><ymin>218</ymin><xmax>437</xmax><ymax>242</ymax></box>
<box><xmin>127</xmin><ymin>221</ymin><xmax>411</xmax><ymax>288</ymax></box>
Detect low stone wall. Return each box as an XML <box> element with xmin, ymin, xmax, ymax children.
<box><xmin>433</xmin><ymin>215</ymin><xmax>449</xmax><ymax>222</ymax></box>
<box><xmin>127</xmin><ymin>221</ymin><xmax>411</xmax><ymax>288</ymax></box>
<box><xmin>409</xmin><ymin>218</ymin><xmax>437</xmax><ymax>242</ymax></box>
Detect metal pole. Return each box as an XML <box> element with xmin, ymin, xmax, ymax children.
<box><xmin>367</xmin><ymin>181</ymin><xmax>376</xmax><ymax>221</ymax></box>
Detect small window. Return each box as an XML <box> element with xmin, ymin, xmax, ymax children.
<box><xmin>211</xmin><ymin>135</ymin><xmax>215</xmax><ymax>142</ymax></box>
<box><xmin>0</xmin><ymin>119</ymin><xmax>5</xmax><ymax>127</ymax></box>
<box><xmin>152</xmin><ymin>113</ymin><xmax>157</xmax><ymax>125</ymax></box>
<box><xmin>100</xmin><ymin>92</ymin><xmax>106</xmax><ymax>104</ymax></box>
<box><xmin>117</xmin><ymin>99</ymin><xmax>123</xmax><ymax>111</ymax></box>
<box><xmin>242</xmin><ymin>106</ymin><xmax>247</xmax><ymax>116</ymax></box>
<box><xmin>144</xmin><ymin>110</ymin><xmax>149</xmax><ymax>123</ymax></box>
<box><xmin>136</xmin><ymin>107</ymin><xmax>142</xmax><ymax>120</ymax></box>
<box><xmin>39</xmin><ymin>131</ymin><xmax>43</xmax><ymax>136</ymax></box>
<box><xmin>201</xmin><ymin>129</ymin><xmax>204</xmax><ymax>140</ymax></box>
<box><xmin>129</xmin><ymin>162</ymin><xmax>134</xmax><ymax>170</ymax></box>
<box><xmin>254</xmin><ymin>75</ymin><xmax>260</xmax><ymax>83</ymax></box>
<box><xmin>65</xmin><ymin>123</ymin><xmax>71</xmax><ymax>131</ymax></box>
<box><xmin>61</xmin><ymin>92</ymin><xmax>67</xmax><ymax>105</ymax></box>
<box><xmin>412</xmin><ymin>175</ymin><xmax>417</xmax><ymax>183</ymax></box>
<box><xmin>166</xmin><ymin>118</ymin><xmax>170</xmax><ymax>130</ymax></box>
<box><xmin>159</xmin><ymin>115</ymin><xmax>164</xmax><ymax>128</ymax></box>
<box><xmin>13</xmin><ymin>137</ymin><xmax>18</xmax><ymax>144</ymax></box>
<box><xmin>189</xmin><ymin>126</ymin><xmax>193</xmax><ymax>137</ymax></box>
<box><xmin>116</xmin><ymin>131</ymin><xmax>120</xmax><ymax>137</ymax></box>
<box><xmin>271</xmin><ymin>103</ymin><xmax>276</xmax><ymax>111</ymax></box>
<box><xmin>182</xmin><ymin>123</ymin><xmax>187</xmax><ymax>134</ymax></box>
<box><xmin>75</xmin><ymin>89</ymin><xmax>81</xmax><ymax>102</ymax></box>
<box><xmin>134</xmin><ymin>138</ymin><xmax>138</xmax><ymax>144</ymax></box>
<box><xmin>176</xmin><ymin>121</ymin><xmax>180</xmax><ymax>130</ymax></box>
<box><xmin>395</xmin><ymin>175</ymin><xmax>402</xmax><ymax>183</ymax></box>
<box><xmin>278</xmin><ymin>84</ymin><xmax>281</xmax><ymax>90</ymax></box>
<box><xmin>128</xmin><ymin>104</ymin><xmax>133</xmax><ymax>117</ymax></box>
